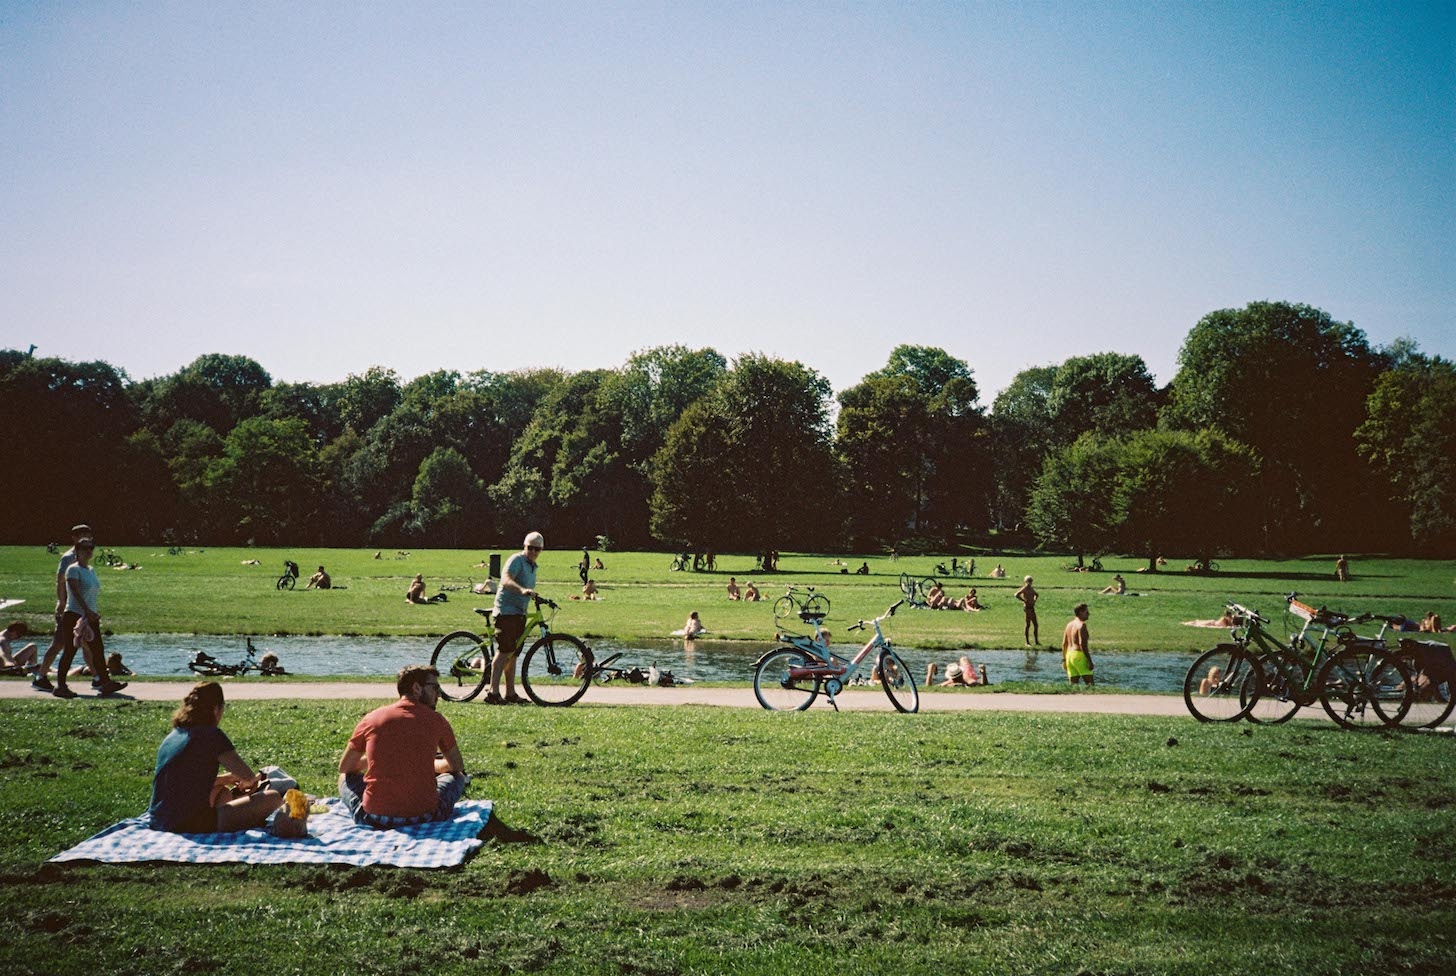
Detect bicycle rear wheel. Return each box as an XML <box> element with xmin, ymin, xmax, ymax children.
<box><xmin>431</xmin><ymin>631</ymin><xmax>490</xmax><ymax>702</ymax></box>
<box><xmin>753</xmin><ymin>648</ymin><xmax>819</xmax><ymax>711</ymax></box>
<box><xmin>878</xmin><ymin>648</ymin><xmax>919</xmax><ymax>714</ymax></box>
<box><xmin>1182</xmin><ymin>645</ymin><xmax>1259</xmax><ymax>722</ymax></box>
<box><xmin>803</xmin><ymin>593</ymin><xmax>831</xmax><ymax>617</ymax></box>
<box><xmin>1318</xmin><ymin>646</ymin><xmax>1411</xmax><ymax>729</ymax></box>
<box><xmin>1242</xmin><ymin>652</ymin><xmax>1306</xmax><ymax>725</ymax></box>
<box><xmin>1395</xmin><ymin>644</ymin><xmax>1456</xmax><ymax>729</ymax></box>
<box><xmin>521</xmin><ymin>634</ymin><xmax>592</xmax><ymax>706</ymax></box>
<box><xmin>277</xmin><ymin>575</ymin><xmax>295</xmax><ymax>591</ymax></box>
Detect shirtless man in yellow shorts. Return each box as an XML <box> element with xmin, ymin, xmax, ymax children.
<box><xmin>1062</xmin><ymin>603</ymin><xmax>1094</xmax><ymax>686</ymax></box>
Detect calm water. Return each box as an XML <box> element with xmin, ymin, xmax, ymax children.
<box><xmin>102</xmin><ymin>634</ymin><xmax>1198</xmax><ymax>692</ymax></box>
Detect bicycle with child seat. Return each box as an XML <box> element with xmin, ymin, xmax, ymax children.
<box><xmin>1182</xmin><ymin>597</ymin><xmax>1412</xmax><ymax>728</ymax></box>
<box><xmin>753</xmin><ymin>600</ymin><xmax>919</xmax><ymax>713</ymax></box>
<box><xmin>430</xmin><ymin>596</ymin><xmax>592</xmax><ymax>706</ymax></box>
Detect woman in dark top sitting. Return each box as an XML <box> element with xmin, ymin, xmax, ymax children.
<box><xmin>148</xmin><ymin>682</ymin><xmax>284</xmax><ymax>833</ymax></box>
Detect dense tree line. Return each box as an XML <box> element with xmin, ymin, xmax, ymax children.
<box><xmin>2</xmin><ymin>302</ymin><xmax>1450</xmax><ymax>556</ymax></box>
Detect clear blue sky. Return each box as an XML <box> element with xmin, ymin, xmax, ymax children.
<box><xmin>2</xmin><ymin>1</ymin><xmax>1451</xmax><ymax>402</ymax></box>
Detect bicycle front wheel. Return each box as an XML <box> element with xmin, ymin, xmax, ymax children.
<box><xmin>521</xmin><ymin>634</ymin><xmax>592</xmax><ymax>707</ymax></box>
<box><xmin>753</xmin><ymin>648</ymin><xmax>819</xmax><ymax>711</ymax></box>
<box><xmin>878</xmin><ymin>648</ymin><xmax>919</xmax><ymax>713</ymax></box>
<box><xmin>431</xmin><ymin>631</ymin><xmax>491</xmax><ymax>702</ymax></box>
<box><xmin>772</xmin><ymin>595</ymin><xmax>798</xmax><ymax>621</ymax></box>
<box><xmin>277</xmin><ymin>575</ymin><xmax>295</xmax><ymax>591</ymax></box>
<box><xmin>803</xmin><ymin>593</ymin><xmax>831</xmax><ymax>617</ymax></box>
<box><xmin>1182</xmin><ymin>645</ymin><xmax>1259</xmax><ymax>723</ymax></box>
<box><xmin>1318</xmin><ymin>646</ymin><xmax>1412</xmax><ymax>729</ymax></box>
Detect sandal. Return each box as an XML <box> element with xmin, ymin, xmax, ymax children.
<box><xmin>504</xmin><ymin>694</ymin><xmax>529</xmax><ymax>705</ymax></box>
<box><xmin>483</xmin><ymin>692</ymin><xmax>505</xmax><ymax>705</ymax></box>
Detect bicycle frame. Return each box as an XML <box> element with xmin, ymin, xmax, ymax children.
<box><xmin>1230</xmin><ymin>600</ymin><xmax>1344</xmax><ymax>706</ymax></box>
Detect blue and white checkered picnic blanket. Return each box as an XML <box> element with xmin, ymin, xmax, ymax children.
<box><xmin>49</xmin><ymin>798</ymin><xmax>492</xmax><ymax>868</ymax></box>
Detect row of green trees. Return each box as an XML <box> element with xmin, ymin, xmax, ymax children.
<box><xmin>2</xmin><ymin>301</ymin><xmax>1451</xmax><ymax>556</ymax></box>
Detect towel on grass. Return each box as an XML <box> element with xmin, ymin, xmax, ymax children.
<box><xmin>50</xmin><ymin>799</ymin><xmax>492</xmax><ymax>868</ymax></box>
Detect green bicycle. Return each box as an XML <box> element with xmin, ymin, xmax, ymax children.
<box><xmin>430</xmin><ymin>596</ymin><xmax>592</xmax><ymax>706</ymax></box>
<box><xmin>1182</xmin><ymin>597</ymin><xmax>1412</xmax><ymax>729</ymax></box>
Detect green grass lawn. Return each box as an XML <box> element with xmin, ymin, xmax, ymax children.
<box><xmin>1</xmin><ymin>699</ymin><xmax>1452</xmax><ymax>975</ymax></box>
<box><xmin>2</xmin><ymin>546</ymin><xmax>1453</xmax><ymax>654</ymax></box>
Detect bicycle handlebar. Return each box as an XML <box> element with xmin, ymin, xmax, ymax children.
<box><xmin>848</xmin><ymin>601</ymin><xmax>906</xmax><ymax>633</ymax></box>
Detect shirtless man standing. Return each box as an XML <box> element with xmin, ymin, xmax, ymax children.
<box><xmin>1014</xmin><ymin>576</ymin><xmax>1039</xmax><ymax>645</ymax></box>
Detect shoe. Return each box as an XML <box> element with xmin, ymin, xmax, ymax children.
<box><xmin>52</xmin><ymin>685</ymin><xmax>78</xmax><ymax>699</ymax></box>
<box><xmin>91</xmin><ymin>678</ymin><xmax>103</xmax><ymax>689</ymax></box>
<box><xmin>99</xmin><ymin>680</ymin><xmax>128</xmax><ymax>696</ymax></box>
<box><xmin>32</xmin><ymin>675</ymin><xmax>53</xmax><ymax>691</ymax></box>
<box><xmin>504</xmin><ymin>694</ymin><xmax>529</xmax><ymax>705</ymax></box>
<box><xmin>483</xmin><ymin>692</ymin><xmax>505</xmax><ymax>705</ymax></box>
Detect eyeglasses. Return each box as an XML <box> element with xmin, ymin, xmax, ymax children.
<box><xmin>527</xmin><ymin>546</ymin><xmax>542</xmax><ymax>551</ymax></box>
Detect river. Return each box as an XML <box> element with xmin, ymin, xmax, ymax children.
<box><xmin>100</xmin><ymin>634</ymin><xmax>1199</xmax><ymax>692</ymax></box>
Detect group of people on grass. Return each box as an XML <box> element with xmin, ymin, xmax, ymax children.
<box><xmin>148</xmin><ymin>665</ymin><xmax>464</xmax><ymax>836</ymax></box>
<box><xmin>724</xmin><ymin>577</ymin><xmax>760</xmax><ymax>602</ymax></box>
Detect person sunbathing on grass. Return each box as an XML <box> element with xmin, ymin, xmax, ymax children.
<box><xmin>148</xmin><ymin>682</ymin><xmax>284</xmax><ymax>834</ymax></box>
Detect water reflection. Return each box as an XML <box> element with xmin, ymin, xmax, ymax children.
<box><xmin>102</xmin><ymin>634</ymin><xmax>1196</xmax><ymax>692</ymax></box>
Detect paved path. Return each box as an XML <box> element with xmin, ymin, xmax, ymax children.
<box><xmin>0</xmin><ymin>680</ymin><xmax>1193</xmax><ymax>715</ymax></box>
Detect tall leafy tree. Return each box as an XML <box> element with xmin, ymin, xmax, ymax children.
<box><xmin>1355</xmin><ymin>346</ymin><xmax>1456</xmax><ymax>551</ymax></box>
<box><xmin>140</xmin><ymin>353</ymin><xmax>271</xmax><ymax>436</ymax></box>
<box><xmin>0</xmin><ymin>353</ymin><xmax>139</xmax><ymax>541</ymax></box>
<box><xmin>1114</xmin><ymin>429</ymin><xmax>1259</xmax><ymax>570</ymax></box>
<box><xmin>838</xmin><ymin>346</ymin><xmax>990</xmax><ymax>545</ymax></box>
<box><xmin>991</xmin><ymin>353</ymin><xmax>1159</xmax><ymax>533</ymax></box>
<box><xmin>1025</xmin><ymin>434</ymin><xmax>1124</xmax><ymax>564</ymax></box>
<box><xmin>650</xmin><ymin>354</ymin><xmax>834</xmax><ymax>551</ymax></box>
<box><xmin>205</xmin><ymin>417</ymin><xmax>319</xmax><ymax>544</ymax></box>
<box><xmin>410</xmin><ymin>446</ymin><xmax>486</xmax><ymax>547</ymax></box>
<box><xmin>1164</xmin><ymin>301</ymin><xmax>1385</xmax><ymax>550</ymax></box>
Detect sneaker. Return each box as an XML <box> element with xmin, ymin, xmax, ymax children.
<box><xmin>32</xmin><ymin>675</ymin><xmax>54</xmax><ymax>691</ymax></box>
<box><xmin>91</xmin><ymin>678</ymin><xmax>104</xmax><ymax>689</ymax></box>
<box><xmin>99</xmin><ymin>680</ymin><xmax>128</xmax><ymax>696</ymax></box>
<box><xmin>52</xmin><ymin>685</ymin><xmax>78</xmax><ymax>699</ymax></box>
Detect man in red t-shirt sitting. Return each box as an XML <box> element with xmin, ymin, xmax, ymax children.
<box><xmin>338</xmin><ymin>664</ymin><xmax>467</xmax><ymax>828</ymax></box>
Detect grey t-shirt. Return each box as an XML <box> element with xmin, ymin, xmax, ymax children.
<box><xmin>492</xmin><ymin>552</ymin><xmax>536</xmax><ymax>616</ymax></box>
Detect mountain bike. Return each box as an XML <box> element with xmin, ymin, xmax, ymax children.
<box><xmin>430</xmin><ymin>597</ymin><xmax>591</xmax><ymax>706</ymax></box>
<box><xmin>753</xmin><ymin>600</ymin><xmax>918</xmax><ymax>713</ymax></box>
<box><xmin>276</xmin><ymin>560</ymin><xmax>299</xmax><ymax>590</ymax></box>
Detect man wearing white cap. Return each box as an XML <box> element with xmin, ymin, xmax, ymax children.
<box><xmin>488</xmin><ymin>532</ymin><xmax>543</xmax><ymax>704</ymax></box>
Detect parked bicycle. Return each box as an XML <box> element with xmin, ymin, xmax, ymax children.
<box><xmin>276</xmin><ymin>560</ymin><xmax>300</xmax><ymax>590</ymax></box>
<box><xmin>430</xmin><ymin>596</ymin><xmax>592</xmax><ymax>706</ymax></box>
<box><xmin>1182</xmin><ymin>597</ymin><xmax>1412</xmax><ymax>729</ymax></box>
<box><xmin>1333</xmin><ymin>612</ymin><xmax>1454</xmax><ymax>730</ymax></box>
<box><xmin>753</xmin><ymin>600</ymin><xmax>918</xmax><ymax>713</ymax></box>
<box><xmin>669</xmin><ymin>552</ymin><xmax>690</xmax><ymax>572</ymax></box>
<box><xmin>773</xmin><ymin>585</ymin><xmax>830</xmax><ymax>623</ymax></box>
